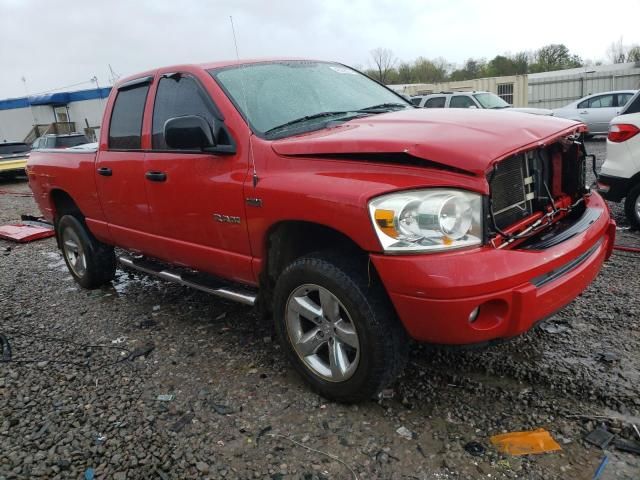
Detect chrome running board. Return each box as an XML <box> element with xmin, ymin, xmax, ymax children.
<box><xmin>117</xmin><ymin>256</ymin><xmax>257</xmax><ymax>306</ymax></box>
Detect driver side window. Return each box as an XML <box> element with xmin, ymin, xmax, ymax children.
<box><xmin>152</xmin><ymin>75</ymin><xmax>220</xmax><ymax>150</ymax></box>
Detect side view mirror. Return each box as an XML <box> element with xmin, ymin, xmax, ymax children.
<box><xmin>164</xmin><ymin>115</ymin><xmax>216</xmax><ymax>150</ymax></box>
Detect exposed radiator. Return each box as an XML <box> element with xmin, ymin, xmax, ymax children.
<box><xmin>489</xmin><ymin>154</ymin><xmax>536</xmax><ymax>230</ymax></box>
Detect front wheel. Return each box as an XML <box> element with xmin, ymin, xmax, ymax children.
<box><xmin>624</xmin><ymin>183</ymin><xmax>640</xmax><ymax>229</ymax></box>
<box><xmin>273</xmin><ymin>252</ymin><xmax>408</xmax><ymax>402</ymax></box>
<box><xmin>57</xmin><ymin>214</ymin><xmax>116</xmax><ymax>289</ymax></box>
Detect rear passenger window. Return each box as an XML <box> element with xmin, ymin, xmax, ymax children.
<box><xmin>425</xmin><ymin>97</ymin><xmax>446</xmax><ymax>108</ymax></box>
<box><xmin>108</xmin><ymin>83</ymin><xmax>150</xmax><ymax>150</ymax></box>
<box><xmin>152</xmin><ymin>75</ymin><xmax>219</xmax><ymax>150</ymax></box>
<box><xmin>450</xmin><ymin>96</ymin><xmax>476</xmax><ymax>108</ymax></box>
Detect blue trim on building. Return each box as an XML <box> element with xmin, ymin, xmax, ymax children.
<box><xmin>0</xmin><ymin>87</ymin><xmax>112</xmax><ymax>111</ymax></box>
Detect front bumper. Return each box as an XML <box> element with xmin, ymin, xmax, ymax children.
<box><xmin>0</xmin><ymin>158</ymin><xmax>27</xmax><ymax>174</ymax></box>
<box><xmin>371</xmin><ymin>193</ymin><xmax>615</xmax><ymax>345</ymax></box>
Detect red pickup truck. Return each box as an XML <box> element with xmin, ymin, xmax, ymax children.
<box><xmin>27</xmin><ymin>59</ymin><xmax>615</xmax><ymax>402</ymax></box>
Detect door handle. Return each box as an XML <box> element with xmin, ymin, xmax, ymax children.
<box><xmin>145</xmin><ymin>171</ymin><xmax>167</xmax><ymax>182</ymax></box>
<box><xmin>580</xmin><ymin>110</ymin><xmax>588</xmax><ymax>114</ymax></box>
<box><xmin>97</xmin><ymin>167</ymin><xmax>112</xmax><ymax>177</ymax></box>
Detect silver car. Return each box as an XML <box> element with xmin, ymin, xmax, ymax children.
<box><xmin>553</xmin><ymin>90</ymin><xmax>637</xmax><ymax>136</ymax></box>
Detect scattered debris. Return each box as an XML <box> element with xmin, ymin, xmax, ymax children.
<box><xmin>585</xmin><ymin>427</ymin><xmax>615</xmax><ymax>449</ymax></box>
<box><xmin>633</xmin><ymin>424</ymin><xmax>640</xmax><ymax>441</ymax></box>
<box><xmin>539</xmin><ymin>321</ymin><xmax>569</xmax><ymax>334</ymax></box>
<box><xmin>20</xmin><ymin>214</ymin><xmax>53</xmax><ymax>228</ymax></box>
<box><xmin>256</xmin><ymin>425</ymin><xmax>272</xmax><ymax>445</ymax></box>
<box><xmin>137</xmin><ymin>319</ymin><xmax>158</xmax><ymax>329</ymax></box>
<box><xmin>0</xmin><ymin>224</ymin><xmax>54</xmax><ymax>243</ymax></box>
<box><xmin>267</xmin><ymin>433</ymin><xmax>360</xmax><ymax>480</ymax></box>
<box><xmin>95</xmin><ymin>434</ymin><xmax>107</xmax><ymax>445</ymax></box>
<box><xmin>378</xmin><ymin>388</ymin><xmax>395</xmax><ymax>399</ymax></box>
<box><xmin>490</xmin><ymin>428</ymin><xmax>562</xmax><ymax>455</ymax></box>
<box><xmin>215</xmin><ymin>312</ymin><xmax>227</xmax><ymax>321</ymax></box>
<box><xmin>156</xmin><ymin>394</ymin><xmax>175</xmax><ymax>402</ymax></box>
<box><xmin>396</xmin><ymin>426</ymin><xmax>414</xmax><ymax>440</ymax></box>
<box><xmin>111</xmin><ymin>337</ymin><xmax>126</xmax><ymax>344</ymax></box>
<box><xmin>596</xmin><ymin>351</ymin><xmax>619</xmax><ymax>363</ymax></box>
<box><xmin>170</xmin><ymin>413</ymin><xmax>195</xmax><ymax>433</ymax></box>
<box><xmin>212</xmin><ymin>403</ymin><xmax>234</xmax><ymax>415</ymax></box>
<box><xmin>592</xmin><ymin>455</ymin><xmax>608</xmax><ymax>480</ymax></box>
<box><xmin>152</xmin><ymin>305</ymin><xmax>161</xmax><ymax>312</ymax></box>
<box><xmin>0</xmin><ymin>333</ymin><xmax>11</xmax><ymax>362</ymax></box>
<box><xmin>464</xmin><ymin>441</ymin><xmax>485</xmax><ymax>456</ymax></box>
<box><xmin>127</xmin><ymin>342</ymin><xmax>155</xmax><ymax>361</ymax></box>
<box><xmin>84</xmin><ymin>467</ymin><xmax>95</xmax><ymax>480</ymax></box>
<box><xmin>614</xmin><ymin>437</ymin><xmax>640</xmax><ymax>455</ymax></box>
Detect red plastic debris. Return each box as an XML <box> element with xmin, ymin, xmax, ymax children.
<box><xmin>0</xmin><ymin>224</ymin><xmax>55</xmax><ymax>243</ymax></box>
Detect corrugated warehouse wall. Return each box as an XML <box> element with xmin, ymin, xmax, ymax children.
<box><xmin>390</xmin><ymin>75</ymin><xmax>529</xmax><ymax>107</ymax></box>
<box><xmin>528</xmin><ymin>63</ymin><xmax>640</xmax><ymax>109</ymax></box>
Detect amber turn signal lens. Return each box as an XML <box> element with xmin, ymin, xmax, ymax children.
<box><xmin>374</xmin><ymin>209</ymin><xmax>398</xmax><ymax>238</ymax></box>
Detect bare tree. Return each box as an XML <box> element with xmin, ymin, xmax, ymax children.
<box><xmin>370</xmin><ymin>48</ymin><xmax>397</xmax><ymax>83</ymax></box>
<box><xmin>607</xmin><ymin>37</ymin><xmax>627</xmax><ymax>64</ymax></box>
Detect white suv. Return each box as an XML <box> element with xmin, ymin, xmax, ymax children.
<box><xmin>411</xmin><ymin>91</ymin><xmax>553</xmax><ymax>116</ymax></box>
<box><xmin>598</xmin><ymin>90</ymin><xmax>640</xmax><ymax>227</ymax></box>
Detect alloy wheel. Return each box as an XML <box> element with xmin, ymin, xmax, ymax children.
<box><xmin>285</xmin><ymin>284</ymin><xmax>360</xmax><ymax>382</ymax></box>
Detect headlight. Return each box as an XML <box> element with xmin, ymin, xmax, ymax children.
<box><xmin>369</xmin><ymin>189</ymin><xmax>483</xmax><ymax>253</ymax></box>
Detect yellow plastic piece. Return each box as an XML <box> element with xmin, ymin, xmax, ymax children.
<box><xmin>490</xmin><ymin>428</ymin><xmax>562</xmax><ymax>456</ymax></box>
<box><xmin>374</xmin><ymin>209</ymin><xmax>398</xmax><ymax>238</ymax></box>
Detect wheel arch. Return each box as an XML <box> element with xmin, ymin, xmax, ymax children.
<box><xmin>50</xmin><ymin>189</ymin><xmax>83</xmax><ymax>220</ymax></box>
<box><xmin>262</xmin><ymin>220</ymin><xmax>369</xmax><ymax>284</ymax></box>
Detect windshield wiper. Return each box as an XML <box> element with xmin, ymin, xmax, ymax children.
<box><xmin>264</xmin><ymin>111</ymin><xmax>360</xmax><ymax>136</ymax></box>
<box><xmin>356</xmin><ymin>102</ymin><xmax>409</xmax><ymax>112</ymax></box>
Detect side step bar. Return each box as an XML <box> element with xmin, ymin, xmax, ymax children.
<box><xmin>117</xmin><ymin>256</ymin><xmax>257</xmax><ymax>306</ymax></box>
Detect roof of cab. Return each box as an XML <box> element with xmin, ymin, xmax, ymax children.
<box><xmin>115</xmin><ymin>58</ymin><xmax>326</xmax><ymax>88</ymax></box>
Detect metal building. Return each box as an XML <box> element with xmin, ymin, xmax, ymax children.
<box><xmin>528</xmin><ymin>62</ymin><xmax>640</xmax><ymax>109</ymax></box>
<box><xmin>0</xmin><ymin>87</ymin><xmax>111</xmax><ymax>143</ymax></box>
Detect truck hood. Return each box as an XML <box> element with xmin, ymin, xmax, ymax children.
<box><xmin>271</xmin><ymin>109</ymin><xmax>583</xmax><ymax>175</ymax></box>
<box><xmin>508</xmin><ymin>107</ymin><xmax>554</xmax><ymax>116</ymax></box>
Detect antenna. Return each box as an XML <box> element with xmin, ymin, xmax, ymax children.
<box><xmin>21</xmin><ymin>76</ymin><xmax>38</xmax><ymax>127</ymax></box>
<box><xmin>229</xmin><ymin>15</ymin><xmax>258</xmax><ymax>187</ymax></box>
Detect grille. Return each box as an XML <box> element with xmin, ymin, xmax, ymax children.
<box><xmin>489</xmin><ymin>154</ymin><xmax>535</xmax><ymax>230</ymax></box>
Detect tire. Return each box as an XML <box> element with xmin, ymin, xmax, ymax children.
<box><xmin>273</xmin><ymin>251</ymin><xmax>408</xmax><ymax>402</ymax></box>
<box><xmin>624</xmin><ymin>183</ymin><xmax>640</xmax><ymax>229</ymax></box>
<box><xmin>57</xmin><ymin>214</ymin><xmax>116</xmax><ymax>289</ymax></box>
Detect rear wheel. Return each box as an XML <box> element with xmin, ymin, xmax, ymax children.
<box><xmin>624</xmin><ymin>183</ymin><xmax>640</xmax><ymax>229</ymax></box>
<box><xmin>273</xmin><ymin>251</ymin><xmax>408</xmax><ymax>402</ymax></box>
<box><xmin>57</xmin><ymin>215</ymin><xmax>116</xmax><ymax>289</ymax></box>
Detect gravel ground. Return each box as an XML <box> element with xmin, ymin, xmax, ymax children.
<box><xmin>1</xmin><ymin>139</ymin><xmax>639</xmax><ymax>479</ymax></box>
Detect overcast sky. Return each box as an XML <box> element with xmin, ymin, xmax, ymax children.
<box><xmin>1</xmin><ymin>0</ymin><xmax>639</xmax><ymax>98</ymax></box>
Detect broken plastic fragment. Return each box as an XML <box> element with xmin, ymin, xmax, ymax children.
<box><xmin>490</xmin><ymin>428</ymin><xmax>562</xmax><ymax>455</ymax></box>
<box><xmin>157</xmin><ymin>394</ymin><xmax>175</xmax><ymax>402</ymax></box>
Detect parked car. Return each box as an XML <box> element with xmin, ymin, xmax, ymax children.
<box><xmin>598</xmin><ymin>90</ymin><xmax>640</xmax><ymax>227</ymax></box>
<box><xmin>553</xmin><ymin>90</ymin><xmax>637</xmax><ymax>136</ymax></box>
<box><xmin>27</xmin><ymin>59</ymin><xmax>614</xmax><ymax>402</ymax></box>
<box><xmin>31</xmin><ymin>133</ymin><xmax>91</xmax><ymax>150</ymax></box>
<box><xmin>412</xmin><ymin>91</ymin><xmax>553</xmax><ymax>115</ymax></box>
<box><xmin>0</xmin><ymin>141</ymin><xmax>30</xmax><ymax>176</ymax></box>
